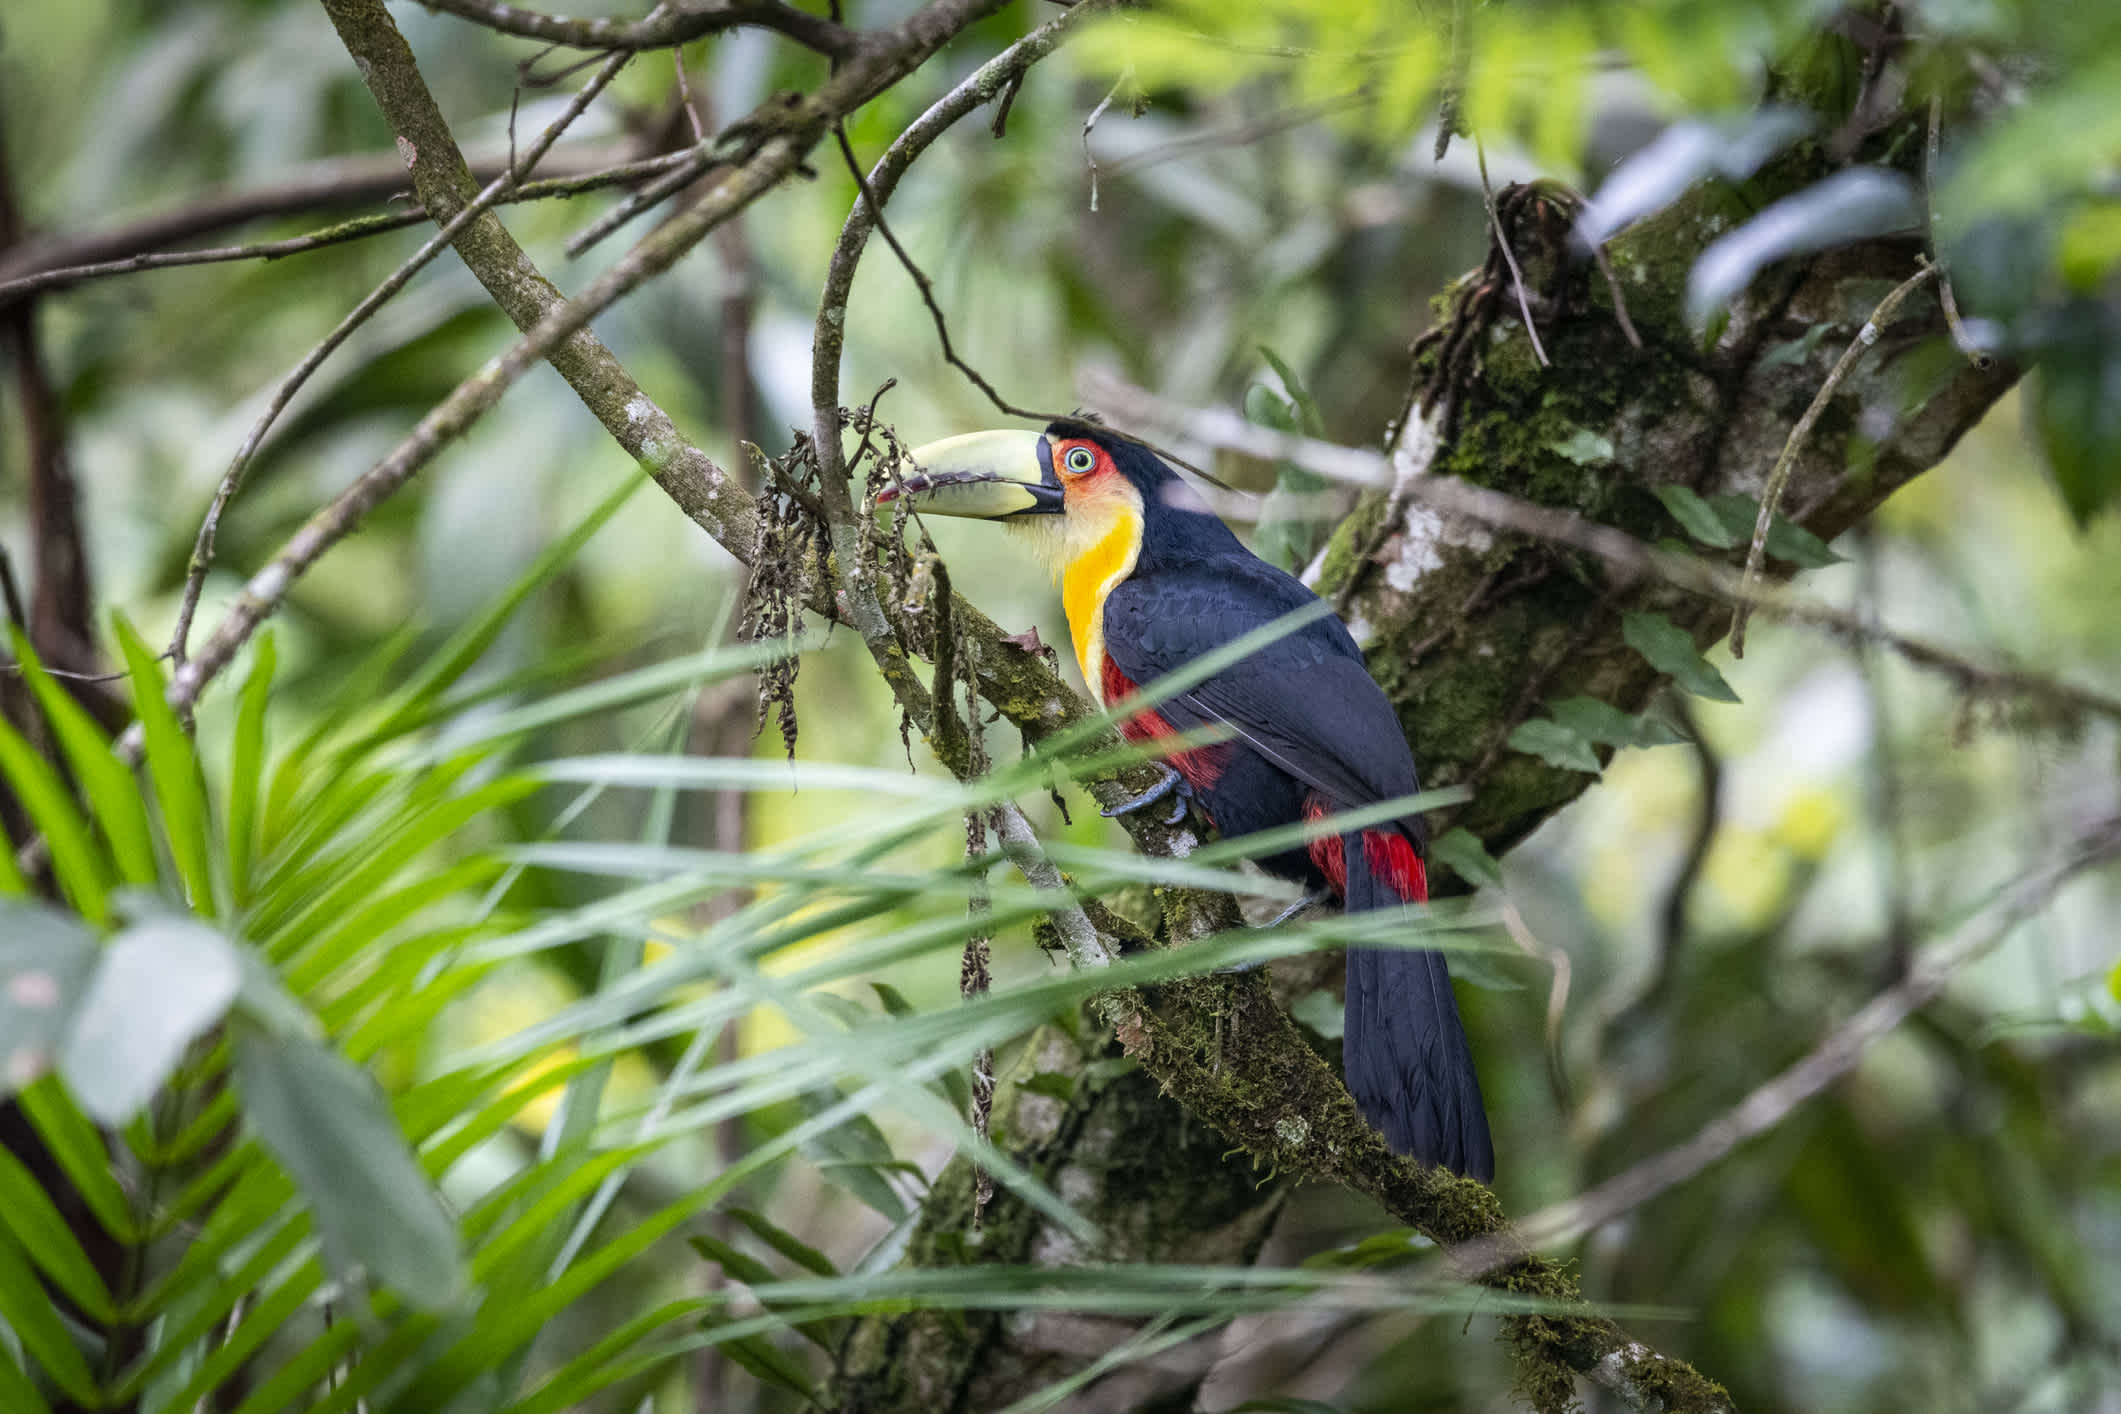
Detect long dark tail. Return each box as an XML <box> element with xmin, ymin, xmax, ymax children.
<box><xmin>1341</xmin><ymin>831</ymin><xmax>1494</xmax><ymax>1182</ymax></box>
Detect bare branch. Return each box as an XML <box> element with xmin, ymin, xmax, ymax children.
<box><xmin>1477</xmin><ymin>809</ymin><xmax>2121</xmax><ymax>1265</ymax></box>
<box><xmin>415</xmin><ymin>0</ymin><xmax>857</xmax><ymax>58</ymax></box>
<box><xmin>1080</xmin><ymin>371</ymin><xmax>2121</xmax><ymax>732</ymax></box>
<box><xmin>1729</xmin><ymin>261</ymin><xmax>1937</xmax><ymax>655</ymax></box>
<box><xmin>168</xmin><ymin>39</ymin><xmax>639</xmax><ymax>665</ymax></box>
<box><xmin>0</xmin><ymin>142</ymin><xmax>667</xmax><ymax>305</ymax></box>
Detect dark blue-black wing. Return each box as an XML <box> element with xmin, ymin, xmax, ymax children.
<box><xmin>1100</xmin><ymin>558</ymin><xmax>1421</xmax><ymax>813</ymax></box>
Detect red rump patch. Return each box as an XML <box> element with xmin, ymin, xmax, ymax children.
<box><xmin>1305</xmin><ymin>796</ymin><xmax>1428</xmax><ymax>902</ymax></box>
<box><xmin>1364</xmin><ymin>829</ymin><xmax>1429</xmax><ymax>902</ymax></box>
<box><xmin>1102</xmin><ymin>659</ymin><xmax>1230</xmax><ymax>791</ymax></box>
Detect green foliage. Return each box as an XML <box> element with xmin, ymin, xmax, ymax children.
<box><xmin>1622</xmin><ymin>611</ymin><xmax>1741</xmax><ymax>703</ymax></box>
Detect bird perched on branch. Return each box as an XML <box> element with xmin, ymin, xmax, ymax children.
<box><xmin>884</xmin><ymin>419</ymin><xmax>1493</xmax><ymax>1180</ymax></box>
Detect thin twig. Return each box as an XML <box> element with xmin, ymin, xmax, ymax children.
<box><xmin>1590</xmin><ymin>240</ymin><xmax>1643</xmax><ymax>349</ymax></box>
<box><xmin>829</xmin><ymin>124</ymin><xmax>1072</xmax><ymax>425</ymax></box>
<box><xmin>1101</xmin><ymin>93</ymin><xmax>1366</xmax><ymax>179</ymax></box>
<box><xmin>167</xmin><ymin>42</ymin><xmax>639</xmax><ymax>666</ymax></box>
<box><xmin>1474</xmin><ymin>810</ymin><xmax>2121</xmax><ymax>1266</ymax></box>
<box><xmin>1081</xmin><ymin>370</ymin><xmax>2121</xmax><ymax>732</ymax></box>
<box><xmin>1499</xmin><ymin>897</ymin><xmax>1572</xmax><ymax>1112</ymax></box>
<box><xmin>148</xmin><ymin>0</ymin><xmax>1005</xmax><ymax>726</ymax></box>
<box><xmin>1081</xmin><ymin>71</ymin><xmax>1127</xmax><ymax>213</ymax></box>
<box><xmin>1729</xmin><ymin>262</ymin><xmax>1937</xmax><ymax>656</ymax></box>
<box><xmin>0</xmin><ymin>149</ymin><xmax>696</xmax><ymax>306</ymax></box>
<box><xmin>1476</xmin><ymin>139</ymin><xmax>1549</xmax><ymax>368</ymax></box>
<box><xmin>1925</xmin><ymin>94</ymin><xmax>1993</xmax><ymax>370</ymax></box>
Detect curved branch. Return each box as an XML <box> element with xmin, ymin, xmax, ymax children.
<box><xmin>415</xmin><ymin>0</ymin><xmax>857</xmax><ymax>59</ymax></box>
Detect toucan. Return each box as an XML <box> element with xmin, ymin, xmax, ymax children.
<box><xmin>885</xmin><ymin>419</ymin><xmax>1494</xmax><ymax>1181</ymax></box>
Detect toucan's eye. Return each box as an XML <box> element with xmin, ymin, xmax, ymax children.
<box><xmin>1062</xmin><ymin>446</ymin><xmax>1097</xmax><ymax>475</ymax></box>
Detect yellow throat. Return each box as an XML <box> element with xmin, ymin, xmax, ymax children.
<box><xmin>1056</xmin><ymin>498</ymin><xmax>1143</xmax><ymax>704</ymax></box>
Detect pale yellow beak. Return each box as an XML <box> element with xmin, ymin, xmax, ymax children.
<box><xmin>881</xmin><ymin>429</ymin><xmax>1064</xmax><ymax>519</ymax></box>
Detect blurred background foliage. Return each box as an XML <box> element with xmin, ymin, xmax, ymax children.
<box><xmin>1</xmin><ymin>0</ymin><xmax>2119</xmax><ymax>1411</ymax></box>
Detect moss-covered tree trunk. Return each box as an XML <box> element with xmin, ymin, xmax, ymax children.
<box><xmin>826</xmin><ymin>116</ymin><xmax>2017</xmax><ymax>1412</ymax></box>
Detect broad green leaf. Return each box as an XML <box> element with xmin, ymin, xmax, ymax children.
<box><xmin>1622</xmin><ymin>612</ymin><xmax>1740</xmax><ymax>703</ymax></box>
<box><xmin>1702</xmin><ymin>494</ymin><xmax>1846</xmax><ymax>567</ymax></box>
<box><xmin>0</xmin><ymin>715</ymin><xmax>111</xmax><ymax>922</ymax></box>
<box><xmin>2029</xmin><ymin>301</ymin><xmax>2121</xmax><ymax>525</ymax></box>
<box><xmin>115</xmin><ymin>616</ymin><xmax>217</xmax><ymax>913</ymax></box>
<box><xmin>12</xmin><ymin>633</ymin><xmax>156</xmax><ymax>887</ymax></box>
<box><xmin>1428</xmin><ymin>827</ymin><xmax>1504</xmax><ymax>890</ymax></box>
<box><xmin>1506</xmin><ymin>719</ymin><xmax>1601</xmax><ymax>774</ymax></box>
<box><xmin>60</xmin><ymin>915</ymin><xmax>241</xmax><ymax>1125</ymax></box>
<box><xmin>1547</xmin><ymin>696</ymin><xmax>1689</xmax><ymax>749</ymax></box>
<box><xmin>0</xmin><ymin>900</ymin><xmax>97</xmax><ymax>1094</ymax></box>
<box><xmin>1653</xmin><ymin>485</ymin><xmax>1741</xmax><ymax>548</ymax></box>
<box><xmin>232</xmin><ymin>1024</ymin><xmax>466</xmax><ymax>1308</ymax></box>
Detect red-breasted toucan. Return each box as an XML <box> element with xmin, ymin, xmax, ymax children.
<box><xmin>887</xmin><ymin>419</ymin><xmax>1494</xmax><ymax>1180</ymax></box>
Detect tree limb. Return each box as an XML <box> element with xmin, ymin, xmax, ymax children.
<box><xmin>415</xmin><ymin>0</ymin><xmax>857</xmax><ymax>59</ymax></box>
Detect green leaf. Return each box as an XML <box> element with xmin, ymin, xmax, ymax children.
<box><xmin>2030</xmin><ymin>303</ymin><xmax>2121</xmax><ymax>525</ymax></box>
<box><xmin>0</xmin><ymin>1338</ymin><xmax>51</xmax><ymax>1414</ymax></box>
<box><xmin>713</xmin><ymin>1333</ymin><xmax>817</xmax><ymax>1404</ymax></box>
<box><xmin>1547</xmin><ymin>696</ymin><xmax>1689</xmax><ymax>749</ymax></box>
<box><xmin>1622</xmin><ymin>612</ymin><xmax>1741</xmax><ymax>703</ymax></box>
<box><xmin>12</xmin><ymin>632</ymin><xmax>156</xmax><ymax>887</ymax></box>
<box><xmin>1506</xmin><ymin>719</ymin><xmax>1602</xmax><ymax>774</ymax></box>
<box><xmin>0</xmin><ymin>1229</ymin><xmax>98</xmax><ymax>1405</ymax></box>
<box><xmin>18</xmin><ymin>1079</ymin><xmax>135</xmax><ymax>1242</ymax></box>
<box><xmin>372</xmin><ymin>467</ymin><xmax>647</xmax><ymax>740</ymax></box>
<box><xmin>1702</xmin><ymin>494</ymin><xmax>1846</xmax><ymax>567</ymax></box>
<box><xmin>226</xmin><ymin>633</ymin><xmax>276</xmax><ymax>908</ymax></box>
<box><xmin>0</xmin><ymin>900</ymin><xmax>97</xmax><ymax>1095</ymax></box>
<box><xmin>0</xmin><ymin>1145</ymin><xmax>116</xmax><ymax>1322</ymax></box>
<box><xmin>1257</xmin><ymin>346</ymin><xmax>1324</xmax><ymax>437</ymax></box>
<box><xmin>728</xmin><ymin>1208</ymin><xmax>838</xmax><ymax>1278</ymax></box>
<box><xmin>115</xmin><ymin>616</ymin><xmax>217</xmax><ymax>913</ymax></box>
<box><xmin>1653</xmin><ymin>485</ymin><xmax>1741</xmax><ymax>548</ymax></box>
<box><xmin>1300</xmin><ymin>1230</ymin><xmax>1431</xmax><ymax>1275</ymax></box>
<box><xmin>1428</xmin><ymin>827</ymin><xmax>1504</xmax><ymax>890</ymax></box>
<box><xmin>1019</xmin><ymin>1071</ymin><xmax>1078</xmax><ymax>1103</ymax></box>
<box><xmin>232</xmin><ymin>1024</ymin><xmax>466</xmax><ymax>1308</ymax></box>
<box><xmin>688</xmin><ymin>1232</ymin><xmax>777</xmax><ymax>1287</ymax></box>
<box><xmin>1547</xmin><ymin>428</ymin><xmax>1615</xmax><ymax>466</ymax></box>
<box><xmin>60</xmin><ymin>915</ymin><xmax>240</xmax><ymax>1125</ymax></box>
<box><xmin>868</xmin><ymin>981</ymin><xmax>917</xmax><ymax>1017</ymax></box>
<box><xmin>0</xmin><ymin>715</ymin><xmax>111</xmax><ymax>923</ymax></box>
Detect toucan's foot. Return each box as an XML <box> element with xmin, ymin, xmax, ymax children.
<box><xmin>1263</xmin><ymin>890</ymin><xmax>1331</xmax><ymax>928</ymax></box>
<box><xmin>1102</xmin><ymin>763</ymin><xmax>1191</xmax><ymax>825</ymax></box>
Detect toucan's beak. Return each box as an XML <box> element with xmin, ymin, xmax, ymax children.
<box><xmin>881</xmin><ymin>429</ymin><xmax>1064</xmax><ymax>519</ymax></box>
